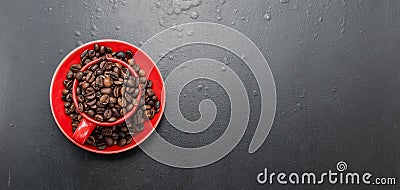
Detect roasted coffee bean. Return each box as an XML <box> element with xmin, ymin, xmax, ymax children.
<box><xmin>86</xmin><ymin>136</ymin><xmax>96</xmax><ymax>146</ymax></box>
<box><xmin>78</xmin><ymin>95</ymin><xmax>84</xmax><ymax>102</ymax></box>
<box><xmin>94</xmin><ymin>114</ymin><xmax>103</xmax><ymax>121</ymax></box>
<box><xmin>121</xmin><ymin>68</ymin><xmax>129</xmax><ymax>78</ymax></box>
<box><xmin>81</xmin><ymin>50</ymin><xmax>88</xmax><ymax>59</ymax></box>
<box><xmin>125</xmin><ymin>50</ymin><xmax>133</xmax><ymax>59</ymax></box>
<box><xmin>104</xmin><ymin>62</ymin><xmax>114</xmax><ymax>70</ymax></box>
<box><xmin>146</xmin><ymin>89</ymin><xmax>155</xmax><ymax>96</ymax></box>
<box><xmin>95</xmin><ymin>69</ymin><xmax>104</xmax><ymax>76</ymax></box>
<box><xmin>109</xmin><ymin>72</ymin><xmax>119</xmax><ymax>80</ymax></box>
<box><xmin>66</xmin><ymin>70</ymin><xmax>74</xmax><ymax>79</ymax></box>
<box><xmin>125</xmin><ymin>93</ymin><xmax>133</xmax><ymax>102</ymax></box>
<box><xmin>103</xmin><ymin>77</ymin><xmax>112</xmax><ymax>87</ymax></box>
<box><xmin>94</xmin><ymin>44</ymin><xmax>99</xmax><ymax>52</ymax></box>
<box><xmin>118</xmin><ymin>131</ymin><xmax>126</xmax><ymax>138</ymax></box>
<box><xmin>100</xmin><ymin>88</ymin><xmax>112</xmax><ymax>94</ymax></box>
<box><xmin>97</xmin><ymin>142</ymin><xmax>106</xmax><ymax>150</ymax></box>
<box><xmin>147</xmin><ymin>80</ymin><xmax>153</xmax><ymax>88</ymax></box>
<box><xmin>109</xmin><ymin>96</ymin><xmax>117</xmax><ymax>104</ymax></box>
<box><xmin>139</xmin><ymin>77</ymin><xmax>147</xmax><ymax>84</ymax></box>
<box><xmin>112</xmin><ymin>66</ymin><xmax>121</xmax><ymax>75</ymax></box>
<box><xmin>116</xmin><ymin>51</ymin><xmax>126</xmax><ymax>58</ymax></box>
<box><xmin>63</xmin><ymin>80</ymin><xmax>73</xmax><ymax>89</ymax></box>
<box><xmin>70</xmin><ymin>114</ymin><xmax>78</xmax><ymax>120</ymax></box>
<box><xmin>70</xmin><ymin>64</ymin><xmax>82</xmax><ymax>72</ymax></box>
<box><xmin>138</xmin><ymin>69</ymin><xmax>146</xmax><ymax>77</ymax></box>
<box><xmin>95</xmin><ymin>76</ymin><xmax>104</xmax><ymax>88</ymax></box>
<box><xmin>132</xmin><ymin>64</ymin><xmax>140</xmax><ymax>72</ymax></box>
<box><xmin>104</xmin><ymin>109</ymin><xmax>112</xmax><ymax>120</ymax></box>
<box><xmin>105</xmin><ymin>136</ymin><xmax>114</xmax><ymax>146</ymax></box>
<box><xmin>118</xmin><ymin>138</ymin><xmax>127</xmax><ymax>147</ymax></box>
<box><xmin>108</xmin><ymin>117</ymin><xmax>117</xmax><ymax>122</ymax></box>
<box><xmin>113</xmin><ymin>86</ymin><xmax>121</xmax><ymax>97</ymax></box>
<box><xmin>87</xmin><ymin>98</ymin><xmax>96</xmax><ymax>106</ymax></box>
<box><xmin>101</xmin><ymin>128</ymin><xmax>113</xmax><ymax>136</ymax></box>
<box><xmin>151</xmin><ymin>95</ymin><xmax>158</xmax><ymax>101</ymax></box>
<box><xmin>87</xmin><ymin>110</ymin><xmax>95</xmax><ymax>117</ymax></box>
<box><xmin>81</xmin><ymin>83</ymin><xmax>90</xmax><ymax>91</ymax></box>
<box><xmin>126</xmin><ymin>136</ymin><xmax>133</xmax><ymax>144</ymax></box>
<box><xmin>88</xmin><ymin>50</ymin><xmax>96</xmax><ymax>58</ymax></box>
<box><xmin>62</xmin><ymin>89</ymin><xmax>69</xmax><ymax>95</ymax></box>
<box><xmin>64</xmin><ymin>102</ymin><xmax>71</xmax><ymax>107</ymax></box>
<box><xmin>154</xmin><ymin>100</ymin><xmax>160</xmax><ymax>109</ymax></box>
<box><xmin>78</xmin><ymin>103</ymin><xmax>84</xmax><ymax>112</ymax></box>
<box><xmin>99</xmin><ymin>95</ymin><xmax>109</xmax><ymax>105</ymax></box>
<box><xmin>86</xmin><ymin>93</ymin><xmax>96</xmax><ymax>100</ymax></box>
<box><xmin>99</xmin><ymin>46</ymin><xmax>105</xmax><ymax>54</ymax></box>
<box><xmin>111</xmin><ymin>132</ymin><xmax>118</xmax><ymax>140</ymax></box>
<box><xmin>111</xmin><ymin>108</ymin><xmax>121</xmax><ymax>118</ymax></box>
<box><xmin>75</xmin><ymin>71</ymin><xmax>84</xmax><ymax>80</ymax></box>
<box><xmin>120</xmin><ymin>126</ymin><xmax>128</xmax><ymax>132</ymax></box>
<box><xmin>118</xmin><ymin>97</ymin><xmax>127</xmax><ymax>107</ymax></box>
<box><xmin>126</xmin><ymin>104</ymin><xmax>133</xmax><ymax>112</ymax></box>
<box><xmin>148</xmin><ymin>100</ymin><xmax>154</xmax><ymax>106</ymax></box>
<box><xmin>96</xmin><ymin>108</ymin><xmax>106</xmax><ymax>114</ymax></box>
<box><xmin>65</xmin><ymin>93</ymin><xmax>72</xmax><ymax>102</ymax></box>
<box><xmin>145</xmin><ymin>105</ymin><xmax>151</xmax><ymax>110</ymax></box>
<box><xmin>128</xmin><ymin>59</ymin><xmax>135</xmax><ymax>67</ymax></box>
<box><xmin>89</xmin><ymin>63</ymin><xmax>98</xmax><ymax>71</ymax></box>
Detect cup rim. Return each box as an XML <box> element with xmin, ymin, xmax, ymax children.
<box><xmin>49</xmin><ymin>39</ymin><xmax>166</xmax><ymax>154</ymax></box>
<box><xmin>71</xmin><ymin>57</ymin><xmax>142</xmax><ymax>127</ymax></box>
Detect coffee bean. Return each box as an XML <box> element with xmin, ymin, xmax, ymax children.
<box><xmin>104</xmin><ymin>136</ymin><xmax>114</xmax><ymax>146</ymax></box>
<box><xmin>147</xmin><ymin>80</ymin><xmax>153</xmax><ymax>88</ymax></box>
<box><xmin>95</xmin><ymin>70</ymin><xmax>104</xmax><ymax>76</ymax></box>
<box><xmin>94</xmin><ymin>114</ymin><xmax>103</xmax><ymax>121</ymax></box>
<box><xmin>126</xmin><ymin>136</ymin><xmax>133</xmax><ymax>144</ymax></box>
<box><xmin>103</xmin><ymin>77</ymin><xmax>112</xmax><ymax>88</ymax></box>
<box><xmin>117</xmin><ymin>138</ymin><xmax>127</xmax><ymax>147</ymax></box>
<box><xmin>113</xmin><ymin>86</ymin><xmax>121</xmax><ymax>97</ymax></box>
<box><xmin>70</xmin><ymin>64</ymin><xmax>82</xmax><ymax>72</ymax></box>
<box><xmin>95</xmin><ymin>76</ymin><xmax>104</xmax><ymax>88</ymax></box>
<box><xmin>86</xmin><ymin>136</ymin><xmax>96</xmax><ymax>146</ymax></box>
<box><xmin>87</xmin><ymin>110</ymin><xmax>95</xmax><ymax>117</ymax></box>
<box><xmin>104</xmin><ymin>109</ymin><xmax>112</xmax><ymax>120</ymax></box>
<box><xmin>139</xmin><ymin>77</ymin><xmax>147</xmax><ymax>84</ymax></box>
<box><xmin>101</xmin><ymin>128</ymin><xmax>113</xmax><ymax>136</ymax></box>
<box><xmin>94</xmin><ymin>44</ymin><xmax>99</xmax><ymax>52</ymax></box>
<box><xmin>100</xmin><ymin>88</ymin><xmax>112</xmax><ymax>94</ymax></box>
<box><xmin>97</xmin><ymin>142</ymin><xmax>106</xmax><ymax>150</ymax></box>
<box><xmin>132</xmin><ymin>64</ymin><xmax>140</xmax><ymax>72</ymax></box>
<box><xmin>155</xmin><ymin>100</ymin><xmax>160</xmax><ymax>109</ymax></box>
<box><xmin>81</xmin><ymin>50</ymin><xmax>88</xmax><ymax>59</ymax></box>
<box><xmin>108</xmin><ymin>117</ymin><xmax>117</xmax><ymax>122</ymax></box>
<box><xmin>146</xmin><ymin>89</ymin><xmax>155</xmax><ymax>96</ymax></box>
<box><xmin>63</xmin><ymin>80</ymin><xmax>73</xmax><ymax>89</ymax></box>
<box><xmin>66</xmin><ymin>70</ymin><xmax>74</xmax><ymax>79</ymax></box>
<box><xmin>65</xmin><ymin>93</ymin><xmax>72</xmax><ymax>102</ymax></box>
<box><xmin>99</xmin><ymin>94</ymin><xmax>109</xmax><ymax>105</ymax></box>
<box><xmin>86</xmin><ymin>93</ymin><xmax>96</xmax><ymax>100</ymax></box>
<box><xmin>126</xmin><ymin>104</ymin><xmax>133</xmax><ymax>112</ymax></box>
<box><xmin>99</xmin><ymin>46</ymin><xmax>105</xmax><ymax>54</ymax></box>
<box><xmin>125</xmin><ymin>50</ymin><xmax>133</xmax><ymax>59</ymax></box>
<box><xmin>75</xmin><ymin>71</ymin><xmax>84</xmax><ymax>80</ymax></box>
<box><xmin>89</xmin><ymin>63</ymin><xmax>98</xmax><ymax>71</ymax></box>
<box><xmin>88</xmin><ymin>50</ymin><xmax>96</xmax><ymax>58</ymax></box>
<box><xmin>64</xmin><ymin>102</ymin><xmax>71</xmax><ymax>107</ymax></box>
<box><xmin>111</xmin><ymin>108</ymin><xmax>121</xmax><ymax>118</ymax></box>
<box><xmin>138</xmin><ymin>69</ymin><xmax>146</xmax><ymax>77</ymax></box>
<box><xmin>78</xmin><ymin>103</ymin><xmax>84</xmax><ymax>112</ymax></box>
<box><xmin>116</xmin><ymin>51</ymin><xmax>126</xmax><ymax>58</ymax></box>
<box><xmin>62</xmin><ymin>89</ymin><xmax>69</xmax><ymax>95</ymax></box>
<box><xmin>109</xmin><ymin>96</ymin><xmax>117</xmax><ymax>104</ymax></box>
<box><xmin>96</xmin><ymin>108</ymin><xmax>106</xmax><ymax>114</ymax></box>
<box><xmin>118</xmin><ymin>97</ymin><xmax>127</xmax><ymax>107</ymax></box>
<box><xmin>128</xmin><ymin>59</ymin><xmax>135</xmax><ymax>67</ymax></box>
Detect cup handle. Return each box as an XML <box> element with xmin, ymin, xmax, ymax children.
<box><xmin>72</xmin><ymin>119</ymin><xmax>96</xmax><ymax>144</ymax></box>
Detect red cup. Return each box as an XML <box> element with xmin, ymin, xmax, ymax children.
<box><xmin>71</xmin><ymin>57</ymin><xmax>142</xmax><ymax>144</ymax></box>
<box><xmin>50</xmin><ymin>39</ymin><xmax>165</xmax><ymax>154</ymax></box>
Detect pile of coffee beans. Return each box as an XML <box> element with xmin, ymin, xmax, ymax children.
<box><xmin>61</xmin><ymin>43</ymin><xmax>160</xmax><ymax>150</ymax></box>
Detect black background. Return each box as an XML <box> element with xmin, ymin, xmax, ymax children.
<box><xmin>1</xmin><ymin>0</ymin><xmax>399</xmax><ymax>189</ymax></box>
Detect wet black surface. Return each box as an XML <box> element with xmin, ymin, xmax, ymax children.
<box><xmin>1</xmin><ymin>0</ymin><xmax>400</xmax><ymax>189</ymax></box>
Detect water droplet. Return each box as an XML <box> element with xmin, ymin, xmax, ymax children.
<box><xmin>187</xmin><ymin>29</ymin><xmax>194</xmax><ymax>36</ymax></box>
<box><xmin>115</xmin><ymin>25</ymin><xmax>121</xmax><ymax>30</ymax></box>
<box><xmin>264</xmin><ymin>13</ymin><xmax>271</xmax><ymax>21</ymax></box>
<box><xmin>197</xmin><ymin>84</ymin><xmax>203</xmax><ymax>91</ymax></box>
<box><xmin>177</xmin><ymin>32</ymin><xmax>183</xmax><ymax>38</ymax></box>
<box><xmin>58</xmin><ymin>49</ymin><xmax>64</xmax><ymax>54</ymax></box>
<box><xmin>74</xmin><ymin>30</ymin><xmax>81</xmax><ymax>36</ymax></box>
<box><xmin>300</xmin><ymin>90</ymin><xmax>306</xmax><ymax>98</ymax></box>
<box><xmin>241</xmin><ymin>16</ymin><xmax>246</xmax><ymax>20</ymax></box>
<box><xmin>332</xmin><ymin>88</ymin><xmax>336</xmax><ymax>92</ymax></box>
<box><xmin>96</xmin><ymin>8</ymin><xmax>102</xmax><ymax>12</ymax></box>
<box><xmin>340</xmin><ymin>28</ymin><xmax>345</xmax><ymax>33</ymax></box>
<box><xmin>173</xmin><ymin>6</ymin><xmax>182</xmax><ymax>14</ymax></box>
<box><xmin>241</xmin><ymin>54</ymin><xmax>247</xmax><ymax>60</ymax></box>
<box><xmin>155</xmin><ymin>1</ymin><xmax>161</xmax><ymax>8</ymax></box>
<box><xmin>221</xmin><ymin>66</ymin><xmax>227</xmax><ymax>72</ymax></box>
<box><xmin>253</xmin><ymin>90</ymin><xmax>258</xmax><ymax>96</ymax></box>
<box><xmin>177</xmin><ymin>26</ymin><xmax>183</xmax><ymax>32</ymax></box>
<box><xmin>189</xmin><ymin>11</ymin><xmax>199</xmax><ymax>19</ymax></box>
<box><xmin>216</xmin><ymin>9</ymin><xmax>221</xmax><ymax>13</ymax></box>
<box><xmin>319</xmin><ymin>16</ymin><xmax>323</xmax><ymax>22</ymax></box>
<box><xmin>9</xmin><ymin>123</ymin><xmax>13</xmax><ymax>127</ymax></box>
<box><xmin>231</xmin><ymin>21</ymin><xmax>235</xmax><ymax>25</ymax></box>
<box><xmin>92</xmin><ymin>24</ymin><xmax>98</xmax><ymax>31</ymax></box>
<box><xmin>280</xmin><ymin>0</ymin><xmax>289</xmax><ymax>3</ymax></box>
<box><xmin>77</xmin><ymin>41</ymin><xmax>83</xmax><ymax>46</ymax></box>
<box><xmin>158</xmin><ymin>17</ymin><xmax>165</xmax><ymax>26</ymax></box>
<box><xmin>192</xmin><ymin>0</ymin><xmax>202</xmax><ymax>6</ymax></box>
<box><xmin>205</xmin><ymin>92</ymin><xmax>209</xmax><ymax>97</ymax></box>
<box><xmin>28</xmin><ymin>17</ymin><xmax>33</xmax><ymax>20</ymax></box>
<box><xmin>220</xmin><ymin>0</ymin><xmax>226</xmax><ymax>4</ymax></box>
<box><xmin>233</xmin><ymin>9</ymin><xmax>238</xmax><ymax>14</ymax></box>
<box><xmin>293</xmin><ymin>4</ymin><xmax>298</xmax><ymax>10</ymax></box>
<box><xmin>217</xmin><ymin>16</ymin><xmax>222</xmax><ymax>21</ymax></box>
<box><xmin>183</xmin><ymin>93</ymin><xmax>187</xmax><ymax>97</ymax></box>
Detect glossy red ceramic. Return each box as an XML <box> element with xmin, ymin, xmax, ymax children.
<box><xmin>50</xmin><ymin>39</ymin><xmax>165</xmax><ymax>154</ymax></box>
